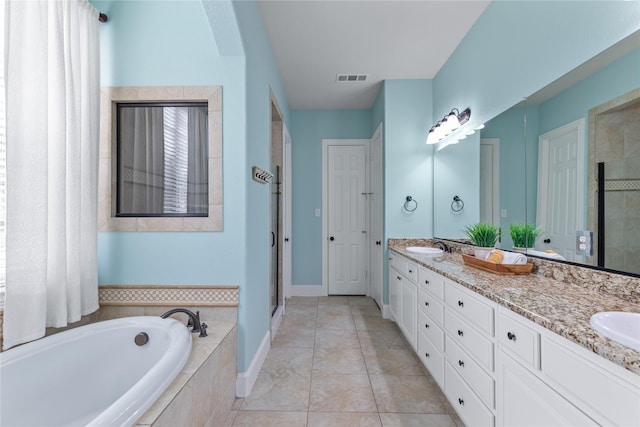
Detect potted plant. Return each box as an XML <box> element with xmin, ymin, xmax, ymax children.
<box><xmin>463</xmin><ymin>223</ymin><xmax>500</xmax><ymax>258</ymax></box>
<box><xmin>509</xmin><ymin>223</ymin><xmax>542</xmax><ymax>251</ymax></box>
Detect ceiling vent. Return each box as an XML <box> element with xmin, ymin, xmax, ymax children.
<box><xmin>336</xmin><ymin>74</ymin><xmax>368</xmax><ymax>83</ymax></box>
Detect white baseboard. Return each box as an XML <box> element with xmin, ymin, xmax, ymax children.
<box><xmin>236</xmin><ymin>330</ymin><xmax>270</xmax><ymax>398</ymax></box>
<box><xmin>271</xmin><ymin>306</ymin><xmax>283</xmax><ymax>339</ymax></box>
<box><xmin>382</xmin><ymin>304</ymin><xmax>390</xmax><ymax>319</ymax></box>
<box><xmin>290</xmin><ymin>284</ymin><xmax>325</xmax><ymax>297</ymax></box>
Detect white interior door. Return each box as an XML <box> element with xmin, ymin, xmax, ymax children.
<box><xmin>370</xmin><ymin>124</ymin><xmax>383</xmax><ymax>308</ymax></box>
<box><xmin>536</xmin><ymin>119</ymin><xmax>585</xmax><ymax>261</ymax></box>
<box><xmin>282</xmin><ymin>124</ymin><xmax>292</xmax><ymax>306</ymax></box>
<box><xmin>480</xmin><ymin>138</ymin><xmax>500</xmax><ymax>227</ymax></box>
<box><xmin>327</xmin><ymin>143</ymin><xmax>367</xmax><ymax>295</ymax></box>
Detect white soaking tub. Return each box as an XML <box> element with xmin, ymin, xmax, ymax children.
<box><xmin>0</xmin><ymin>316</ymin><xmax>192</xmax><ymax>426</ymax></box>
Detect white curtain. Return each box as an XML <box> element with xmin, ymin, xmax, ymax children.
<box><xmin>187</xmin><ymin>107</ymin><xmax>208</xmax><ymax>213</ymax></box>
<box><xmin>3</xmin><ymin>0</ymin><xmax>100</xmax><ymax>349</ymax></box>
<box><xmin>118</xmin><ymin>107</ymin><xmax>166</xmax><ymax>214</ymax></box>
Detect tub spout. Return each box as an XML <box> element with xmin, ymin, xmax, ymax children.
<box><xmin>161</xmin><ymin>308</ymin><xmax>208</xmax><ymax>338</ymax></box>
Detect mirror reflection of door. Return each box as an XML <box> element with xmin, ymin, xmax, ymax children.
<box><xmin>536</xmin><ymin>119</ymin><xmax>585</xmax><ymax>261</ymax></box>
<box><xmin>480</xmin><ymin>138</ymin><xmax>500</xmax><ymax>230</ymax></box>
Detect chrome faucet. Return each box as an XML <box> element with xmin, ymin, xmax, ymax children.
<box><xmin>161</xmin><ymin>308</ymin><xmax>208</xmax><ymax>338</ymax></box>
<box><xmin>434</xmin><ymin>240</ymin><xmax>451</xmax><ymax>253</ymax></box>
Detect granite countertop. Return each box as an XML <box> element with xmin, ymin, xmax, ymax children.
<box><xmin>388</xmin><ymin>239</ymin><xmax>640</xmax><ymax>375</ymax></box>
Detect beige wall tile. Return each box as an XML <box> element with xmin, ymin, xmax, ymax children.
<box><xmin>209</xmin><ymin>111</ymin><xmax>223</xmax><ymax>158</ymax></box>
<box><xmin>137</xmin><ymin>217</ymin><xmax>184</xmax><ymax>232</ymax></box>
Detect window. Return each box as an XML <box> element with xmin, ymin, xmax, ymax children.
<box><xmin>116</xmin><ymin>103</ymin><xmax>208</xmax><ymax>217</ymax></box>
<box><xmin>99</xmin><ymin>86</ymin><xmax>223</xmax><ymax>232</ymax></box>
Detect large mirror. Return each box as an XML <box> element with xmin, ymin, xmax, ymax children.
<box><xmin>434</xmin><ymin>29</ymin><xmax>640</xmax><ymax>277</ymax></box>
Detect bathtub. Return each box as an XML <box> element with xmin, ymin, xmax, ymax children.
<box><xmin>0</xmin><ymin>316</ymin><xmax>192</xmax><ymax>426</ymax></box>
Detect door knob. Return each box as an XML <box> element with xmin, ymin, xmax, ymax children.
<box><xmin>544</xmin><ymin>238</ymin><xmax>551</xmax><ymax>243</ymax></box>
<box><xmin>284</xmin><ymin>238</ymin><xmax>289</xmax><ymax>242</ymax></box>
<box><xmin>329</xmin><ymin>236</ymin><xmax>335</xmax><ymax>241</ymax></box>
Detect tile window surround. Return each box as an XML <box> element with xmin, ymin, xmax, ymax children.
<box><xmin>99</xmin><ymin>85</ymin><xmax>223</xmax><ymax>232</ymax></box>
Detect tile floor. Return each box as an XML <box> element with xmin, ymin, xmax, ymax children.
<box><xmin>225</xmin><ymin>296</ymin><xmax>465</xmax><ymax>427</ymax></box>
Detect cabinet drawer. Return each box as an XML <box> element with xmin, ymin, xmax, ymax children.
<box><xmin>497</xmin><ymin>310</ymin><xmax>540</xmax><ymax>370</ymax></box>
<box><xmin>445</xmin><ymin>362</ymin><xmax>495</xmax><ymax>427</ymax></box>
<box><xmin>418</xmin><ymin>309</ymin><xmax>444</xmax><ymax>351</ymax></box>
<box><xmin>446</xmin><ymin>336</ymin><xmax>495</xmax><ymax>409</ymax></box>
<box><xmin>418</xmin><ymin>331</ymin><xmax>444</xmax><ymax>388</ymax></box>
<box><xmin>445</xmin><ymin>310</ymin><xmax>494</xmax><ymax>372</ymax></box>
<box><xmin>542</xmin><ymin>335</ymin><xmax>640</xmax><ymax>427</ymax></box>
<box><xmin>418</xmin><ymin>266</ymin><xmax>444</xmax><ymax>299</ymax></box>
<box><xmin>445</xmin><ymin>283</ymin><xmax>494</xmax><ymax>336</ymax></box>
<box><xmin>418</xmin><ymin>288</ymin><xmax>444</xmax><ymax>325</ymax></box>
<box><xmin>392</xmin><ymin>255</ymin><xmax>418</xmax><ymax>282</ymax></box>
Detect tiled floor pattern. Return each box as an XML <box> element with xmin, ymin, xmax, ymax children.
<box><xmin>225</xmin><ymin>296</ymin><xmax>465</xmax><ymax>427</ymax></box>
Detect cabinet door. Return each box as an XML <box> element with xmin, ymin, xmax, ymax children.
<box><xmin>496</xmin><ymin>350</ymin><xmax>597</xmax><ymax>427</ymax></box>
<box><xmin>400</xmin><ymin>280</ymin><xmax>417</xmax><ymax>350</ymax></box>
<box><xmin>389</xmin><ymin>267</ymin><xmax>401</xmax><ymax>323</ymax></box>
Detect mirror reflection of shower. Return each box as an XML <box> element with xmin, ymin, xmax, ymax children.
<box><xmin>589</xmin><ymin>91</ymin><xmax>640</xmax><ymax>275</ymax></box>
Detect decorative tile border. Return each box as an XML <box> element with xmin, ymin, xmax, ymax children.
<box><xmin>604</xmin><ymin>179</ymin><xmax>640</xmax><ymax>192</ymax></box>
<box><xmin>99</xmin><ymin>285</ymin><xmax>238</xmax><ymax>307</ymax></box>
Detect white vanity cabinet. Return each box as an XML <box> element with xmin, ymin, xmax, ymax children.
<box><xmin>388</xmin><ymin>252</ymin><xmax>417</xmax><ymax>350</ymax></box>
<box><xmin>388</xmin><ymin>250</ymin><xmax>640</xmax><ymax>427</ymax></box>
<box><xmin>497</xmin><ymin>307</ymin><xmax>640</xmax><ymax>427</ymax></box>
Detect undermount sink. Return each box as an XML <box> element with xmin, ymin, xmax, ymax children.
<box><xmin>406</xmin><ymin>247</ymin><xmax>444</xmax><ymax>256</ymax></box>
<box><xmin>589</xmin><ymin>312</ymin><xmax>640</xmax><ymax>351</ymax></box>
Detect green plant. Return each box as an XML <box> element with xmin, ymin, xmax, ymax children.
<box><xmin>509</xmin><ymin>223</ymin><xmax>543</xmax><ymax>248</ymax></box>
<box><xmin>463</xmin><ymin>223</ymin><xmax>500</xmax><ymax>247</ymax></box>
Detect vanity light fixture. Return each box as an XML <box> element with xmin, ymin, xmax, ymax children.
<box><xmin>426</xmin><ymin>107</ymin><xmax>471</xmax><ymax>144</ymax></box>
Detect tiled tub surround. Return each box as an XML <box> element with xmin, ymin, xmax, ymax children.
<box><xmin>388</xmin><ymin>238</ymin><xmax>640</xmax><ymax>375</ymax></box>
<box><xmin>99</xmin><ymin>285</ymin><xmax>239</xmax><ymax>426</ymax></box>
<box><xmin>135</xmin><ymin>321</ymin><xmax>237</xmax><ymax>427</ymax></box>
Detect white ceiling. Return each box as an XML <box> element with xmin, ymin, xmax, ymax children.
<box><xmin>257</xmin><ymin>0</ymin><xmax>491</xmax><ymax>110</ymax></box>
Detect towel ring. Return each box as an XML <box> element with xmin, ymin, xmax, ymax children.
<box><xmin>451</xmin><ymin>195</ymin><xmax>464</xmax><ymax>212</ymax></box>
<box><xmin>404</xmin><ymin>196</ymin><xmax>417</xmax><ymax>212</ymax></box>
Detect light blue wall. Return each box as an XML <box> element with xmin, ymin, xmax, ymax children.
<box><xmin>94</xmin><ymin>0</ymin><xmax>292</xmax><ymax>374</ymax></box>
<box><xmin>95</xmin><ymin>1</ymin><xmax>247</xmax><ymax>287</ymax></box>
<box><xmin>289</xmin><ymin>110</ymin><xmax>372</xmax><ymax>286</ymax></box>
<box><xmin>430</xmin><ymin>0</ymin><xmax>639</xmax><ymax>245</ymax></box>
<box><xmin>232</xmin><ymin>0</ymin><xmax>291</xmax><ymax>373</ymax></box>
<box><xmin>383</xmin><ymin>80</ymin><xmax>433</xmax><ymax>238</ymax></box>
<box><xmin>433</xmin><ymin>1</ymin><xmax>640</xmax><ymax>134</ymax></box>
<box><xmin>381</xmin><ymin>80</ymin><xmax>433</xmax><ymax>304</ymax></box>
<box><xmin>479</xmin><ymin>102</ymin><xmax>538</xmax><ymax>248</ymax></box>
<box><xmin>537</xmin><ymin>48</ymin><xmax>640</xmax><ymax>135</ymax></box>
<box><xmin>433</xmin><ymin>133</ymin><xmax>480</xmax><ymax>238</ymax></box>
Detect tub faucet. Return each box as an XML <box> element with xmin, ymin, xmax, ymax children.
<box><xmin>434</xmin><ymin>240</ymin><xmax>451</xmax><ymax>253</ymax></box>
<box><xmin>161</xmin><ymin>308</ymin><xmax>208</xmax><ymax>338</ymax></box>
